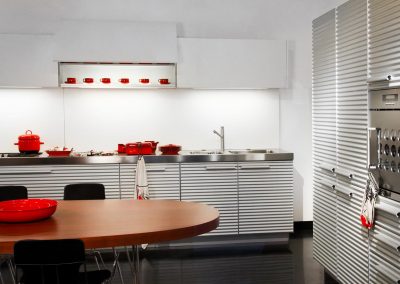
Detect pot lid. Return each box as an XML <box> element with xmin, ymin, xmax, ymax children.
<box><xmin>18</xmin><ymin>130</ymin><xmax>40</xmax><ymax>140</ymax></box>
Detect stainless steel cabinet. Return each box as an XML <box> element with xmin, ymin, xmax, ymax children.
<box><xmin>336</xmin><ymin>0</ymin><xmax>369</xmax><ymax>283</ymax></box>
<box><xmin>369</xmin><ymin>0</ymin><xmax>400</xmax><ymax>88</ymax></box>
<box><xmin>180</xmin><ymin>162</ymin><xmax>239</xmax><ymax>236</ymax></box>
<box><xmin>238</xmin><ymin>161</ymin><xmax>293</xmax><ymax>234</ymax></box>
<box><xmin>312</xmin><ymin>8</ymin><xmax>338</xmax><ymax>277</ymax></box>
<box><xmin>119</xmin><ymin>163</ymin><xmax>180</xmax><ymax>200</ymax></box>
<box><xmin>0</xmin><ymin>164</ymin><xmax>120</xmax><ymax>199</ymax></box>
<box><xmin>313</xmin><ymin>1</ymin><xmax>369</xmax><ymax>282</ymax></box>
<box><xmin>370</xmin><ymin>197</ymin><xmax>400</xmax><ymax>284</ymax></box>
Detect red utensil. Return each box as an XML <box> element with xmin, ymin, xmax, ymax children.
<box><xmin>139</xmin><ymin>78</ymin><xmax>150</xmax><ymax>84</ymax></box>
<box><xmin>46</xmin><ymin>150</ymin><xmax>72</xmax><ymax>157</ymax></box>
<box><xmin>144</xmin><ymin>141</ymin><xmax>159</xmax><ymax>154</ymax></box>
<box><xmin>119</xmin><ymin>78</ymin><xmax>130</xmax><ymax>84</ymax></box>
<box><xmin>83</xmin><ymin>78</ymin><xmax>94</xmax><ymax>83</ymax></box>
<box><xmin>0</xmin><ymin>199</ymin><xmax>58</xmax><ymax>223</ymax></box>
<box><xmin>159</xmin><ymin>144</ymin><xmax>181</xmax><ymax>155</ymax></box>
<box><xmin>117</xmin><ymin>144</ymin><xmax>126</xmax><ymax>154</ymax></box>
<box><xmin>14</xmin><ymin>130</ymin><xmax>44</xmax><ymax>154</ymax></box>
<box><xmin>158</xmin><ymin>78</ymin><xmax>170</xmax><ymax>85</ymax></box>
<box><xmin>100</xmin><ymin>78</ymin><xmax>111</xmax><ymax>84</ymax></box>
<box><xmin>65</xmin><ymin>77</ymin><xmax>76</xmax><ymax>84</ymax></box>
<box><xmin>125</xmin><ymin>142</ymin><xmax>153</xmax><ymax>155</ymax></box>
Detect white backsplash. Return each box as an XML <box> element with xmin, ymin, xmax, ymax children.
<box><xmin>0</xmin><ymin>88</ymin><xmax>279</xmax><ymax>152</ymax></box>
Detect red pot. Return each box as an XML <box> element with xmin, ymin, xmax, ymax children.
<box><xmin>14</xmin><ymin>130</ymin><xmax>44</xmax><ymax>154</ymax></box>
<box><xmin>144</xmin><ymin>141</ymin><xmax>159</xmax><ymax>154</ymax></box>
<box><xmin>125</xmin><ymin>142</ymin><xmax>153</xmax><ymax>155</ymax></box>
<box><xmin>117</xmin><ymin>144</ymin><xmax>126</xmax><ymax>154</ymax></box>
<box><xmin>159</xmin><ymin>144</ymin><xmax>181</xmax><ymax>155</ymax></box>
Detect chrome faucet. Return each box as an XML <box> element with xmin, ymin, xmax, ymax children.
<box><xmin>213</xmin><ymin>126</ymin><xmax>225</xmax><ymax>153</ymax></box>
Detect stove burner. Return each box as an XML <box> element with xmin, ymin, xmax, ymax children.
<box><xmin>0</xmin><ymin>153</ymin><xmax>42</xmax><ymax>158</ymax></box>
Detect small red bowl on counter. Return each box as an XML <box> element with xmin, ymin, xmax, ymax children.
<box><xmin>0</xmin><ymin>199</ymin><xmax>58</xmax><ymax>223</ymax></box>
<box><xmin>159</xmin><ymin>144</ymin><xmax>182</xmax><ymax>155</ymax></box>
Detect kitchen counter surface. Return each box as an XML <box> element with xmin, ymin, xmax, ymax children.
<box><xmin>0</xmin><ymin>149</ymin><xmax>293</xmax><ymax>166</ymax></box>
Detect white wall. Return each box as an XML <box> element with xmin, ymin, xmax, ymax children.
<box><xmin>0</xmin><ymin>89</ymin><xmax>279</xmax><ymax>152</ymax></box>
<box><xmin>0</xmin><ymin>0</ymin><xmax>347</xmax><ymax>221</ymax></box>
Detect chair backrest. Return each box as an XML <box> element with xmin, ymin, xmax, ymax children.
<box><xmin>14</xmin><ymin>239</ymin><xmax>86</xmax><ymax>284</ymax></box>
<box><xmin>0</xmin><ymin>185</ymin><xmax>28</xmax><ymax>201</ymax></box>
<box><xmin>63</xmin><ymin>183</ymin><xmax>105</xmax><ymax>200</ymax></box>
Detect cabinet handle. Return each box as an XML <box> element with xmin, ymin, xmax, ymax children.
<box><xmin>205</xmin><ymin>166</ymin><xmax>237</xmax><ymax>171</ymax></box>
<box><xmin>239</xmin><ymin>165</ymin><xmax>271</xmax><ymax>170</ymax></box>
<box><xmin>0</xmin><ymin>168</ymin><xmax>53</xmax><ymax>174</ymax></box>
<box><xmin>375</xmin><ymin>262</ymin><xmax>400</xmax><ymax>284</ymax></box>
<box><xmin>333</xmin><ymin>185</ymin><xmax>353</xmax><ymax>198</ymax></box>
<box><xmin>375</xmin><ymin>202</ymin><xmax>400</xmax><ymax>218</ymax></box>
<box><xmin>147</xmin><ymin>167</ymin><xmax>166</xmax><ymax>172</ymax></box>
<box><xmin>333</xmin><ymin>167</ymin><xmax>354</xmax><ymax>179</ymax></box>
<box><xmin>319</xmin><ymin>163</ymin><xmax>335</xmax><ymax>173</ymax></box>
<box><xmin>319</xmin><ymin>178</ymin><xmax>335</xmax><ymax>190</ymax></box>
<box><xmin>367</xmin><ymin>127</ymin><xmax>380</xmax><ymax>170</ymax></box>
<box><xmin>373</xmin><ymin>231</ymin><xmax>400</xmax><ymax>253</ymax></box>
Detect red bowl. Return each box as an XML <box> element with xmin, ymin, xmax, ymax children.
<box><xmin>0</xmin><ymin>199</ymin><xmax>58</xmax><ymax>223</ymax></box>
<box><xmin>159</xmin><ymin>144</ymin><xmax>182</xmax><ymax>155</ymax></box>
<box><xmin>46</xmin><ymin>150</ymin><xmax>72</xmax><ymax>157</ymax></box>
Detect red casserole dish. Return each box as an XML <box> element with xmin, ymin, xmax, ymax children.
<box><xmin>14</xmin><ymin>130</ymin><xmax>44</xmax><ymax>154</ymax></box>
<box><xmin>0</xmin><ymin>199</ymin><xmax>58</xmax><ymax>223</ymax></box>
<box><xmin>46</xmin><ymin>150</ymin><xmax>72</xmax><ymax>157</ymax></box>
<box><xmin>125</xmin><ymin>142</ymin><xmax>153</xmax><ymax>155</ymax></box>
<box><xmin>159</xmin><ymin>144</ymin><xmax>182</xmax><ymax>155</ymax></box>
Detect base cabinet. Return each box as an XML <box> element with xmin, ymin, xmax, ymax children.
<box><xmin>238</xmin><ymin>161</ymin><xmax>293</xmax><ymax>234</ymax></box>
<box><xmin>180</xmin><ymin>163</ymin><xmax>239</xmax><ymax>236</ymax></box>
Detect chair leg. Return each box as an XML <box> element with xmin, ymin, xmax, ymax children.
<box><xmin>111</xmin><ymin>248</ymin><xmax>125</xmax><ymax>284</ymax></box>
<box><xmin>7</xmin><ymin>258</ymin><xmax>16</xmax><ymax>284</ymax></box>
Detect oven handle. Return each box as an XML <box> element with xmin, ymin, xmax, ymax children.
<box><xmin>367</xmin><ymin>127</ymin><xmax>380</xmax><ymax>170</ymax></box>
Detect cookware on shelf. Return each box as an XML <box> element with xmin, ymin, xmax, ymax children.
<box><xmin>118</xmin><ymin>144</ymin><xmax>126</xmax><ymax>154</ymax></box>
<box><xmin>144</xmin><ymin>141</ymin><xmax>159</xmax><ymax>154</ymax></box>
<box><xmin>14</xmin><ymin>130</ymin><xmax>44</xmax><ymax>154</ymax></box>
<box><xmin>159</xmin><ymin>144</ymin><xmax>182</xmax><ymax>155</ymax></box>
<box><xmin>0</xmin><ymin>199</ymin><xmax>58</xmax><ymax>223</ymax></box>
<box><xmin>125</xmin><ymin>142</ymin><xmax>153</xmax><ymax>155</ymax></box>
<box><xmin>46</xmin><ymin>147</ymin><xmax>73</xmax><ymax>157</ymax></box>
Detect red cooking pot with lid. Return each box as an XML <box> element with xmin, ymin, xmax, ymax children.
<box><xmin>125</xmin><ymin>142</ymin><xmax>153</xmax><ymax>155</ymax></box>
<box><xmin>14</xmin><ymin>130</ymin><xmax>44</xmax><ymax>154</ymax></box>
<box><xmin>144</xmin><ymin>141</ymin><xmax>159</xmax><ymax>154</ymax></box>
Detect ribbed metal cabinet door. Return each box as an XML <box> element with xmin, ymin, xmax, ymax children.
<box><xmin>147</xmin><ymin>163</ymin><xmax>180</xmax><ymax>200</ymax></box>
<box><xmin>370</xmin><ymin>197</ymin><xmax>400</xmax><ymax>284</ymax></box>
<box><xmin>180</xmin><ymin>162</ymin><xmax>238</xmax><ymax>236</ymax></box>
<box><xmin>119</xmin><ymin>163</ymin><xmax>180</xmax><ymax>200</ymax></box>
<box><xmin>369</xmin><ymin>0</ymin><xmax>400</xmax><ymax>88</ymax></box>
<box><xmin>312</xmin><ymin>8</ymin><xmax>338</xmax><ymax>277</ymax></box>
<box><xmin>0</xmin><ymin>164</ymin><xmax>120</xmax><ymax>199</ymax></box>
<box><xmin>336</xmin><ymin>0</ymin><xmax>369</xmax><ymax>283</ymax></box>
<box><xmin>238</xmin><ymin>161</ymin><xmax>293</xmax><ymax>234</ymax></box>
<box><xmin>119</xmin><ymin>164</ymin><xmax>136</xmax><ymax>199</ymax></box>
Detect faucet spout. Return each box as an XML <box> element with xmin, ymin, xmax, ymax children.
<box><xmin>213</xmin><ymin>126</ymin><xmax>225</xmax><ymax>153</ymax></box>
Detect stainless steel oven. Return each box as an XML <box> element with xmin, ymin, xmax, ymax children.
<box><xmin>369</xmin><ymin>88</ymin><xmax>400</xmax><ymax>202</ymax></box>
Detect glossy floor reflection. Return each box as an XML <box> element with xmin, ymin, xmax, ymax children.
<box><xmin>1</xmin><ymin>228</ymin><xmax>339</xmax><ymax>284</ymax></box>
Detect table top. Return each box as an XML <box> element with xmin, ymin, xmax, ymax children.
<box><xmin>0</xmin><ymin>199</ymin><xmax>219</xmax><ymax>254</ymax></box>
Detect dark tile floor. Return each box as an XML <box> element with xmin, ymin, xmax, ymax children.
<box><xmin>1</xmin><ymin>228</ymin><xmax>339</xmax><ymax>284</ymax></box>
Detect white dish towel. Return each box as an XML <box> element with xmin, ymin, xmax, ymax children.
<box><xmin>135</xmin><ymin>156</ymin><xmax>149</xmax><ymax>200</ymax></box>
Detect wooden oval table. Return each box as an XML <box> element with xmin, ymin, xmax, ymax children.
<box><xmin>0</xmin><ymin>199</ymin><xmax>219</xmax><ymax>255</ymax></box>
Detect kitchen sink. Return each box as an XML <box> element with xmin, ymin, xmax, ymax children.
<box><xmin>189</xmin><ymin>150</ymin><xmax>225</xmax><ymax>155</ymax></box>
<box><xmin>228</xmin><ymin>149</ymin><xmax>274</xmax><ymax>154</ymax></box>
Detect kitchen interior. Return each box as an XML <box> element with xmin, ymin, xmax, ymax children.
<box><xmin>0</xmin><ymin>0</ymin><xmax>399</xmax><ymax>283</ymax></box>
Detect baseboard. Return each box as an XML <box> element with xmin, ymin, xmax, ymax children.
<box><xmin>293</xmin><ymin>221</ymin><xmax>313</xmax><ymax>231</ymax></box>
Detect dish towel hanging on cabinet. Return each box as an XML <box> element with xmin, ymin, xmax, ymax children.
<box><xmin>135</xmin><ymin>156</ymin><xmax>149</xmax><ymax>200</ymax></box>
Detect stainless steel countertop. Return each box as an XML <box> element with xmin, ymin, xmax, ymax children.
<box><xmin>0</xmin><ymin>149</ymin><xmax>293</xmax><ymax>166</ymax></box>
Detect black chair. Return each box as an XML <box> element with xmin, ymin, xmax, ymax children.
<box><xmin>64</xmin><ymin>183</ymin><xmax>105</xmax><ymax>200</ymax></box>
<box><xmin>14</xmin><ymin>239</ymin><xmax>111</xmax><ymax>284</ymax></box>
<box><xmin>0</xmin><ymin>185</ymin><xmax>28</xmax><ymax>284</ymax></box>
<box><xmin>0</xmin><ymin>186</ymin><xmax>28</xmax><ymax>201</ymax></box>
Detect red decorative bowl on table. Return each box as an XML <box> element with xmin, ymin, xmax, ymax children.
<box><xmin>0</xmin><ymin>199</ymin><xmax>58</xmax><ymax>223</ymax></box>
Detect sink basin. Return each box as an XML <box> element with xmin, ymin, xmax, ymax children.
<box><xmin>228</xmin><ymin>149</ymin><xmax>274</xmax><ymax>154</ymax></box>
<box><xmin>189</xmin><ymin>150</ymin><xmax>225</xmax><ymax>155</ymax></box>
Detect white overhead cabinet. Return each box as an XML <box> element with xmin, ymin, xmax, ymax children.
<box><xmin>0</xmin><ymin>34</ymin><xmax>58</xmax><ymax>87</ymax></box>
<box><xmin>177</xmin><ymin>38</ymin><xmax>287</xmax><ymax>89</ymax></box>
<box><xmin>54</xmin><ymin>20</ymin><xmax>178</xmax><ymax>63</ymax></box>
